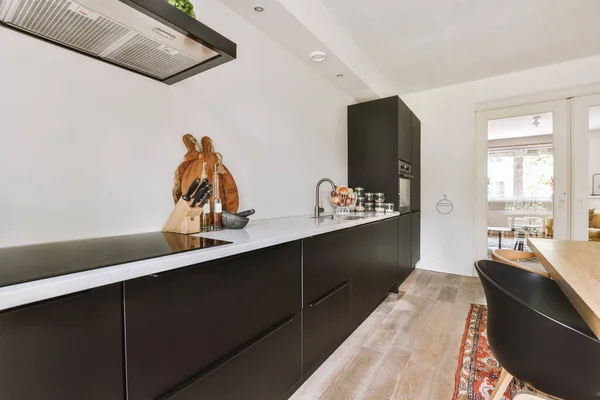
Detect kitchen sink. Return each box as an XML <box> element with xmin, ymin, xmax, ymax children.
<box><xmin>310</xmin><ymin>214</ymin><xmax>365</xmax><ymax>221</ymax></box>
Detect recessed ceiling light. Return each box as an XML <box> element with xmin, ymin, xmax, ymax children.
<box><xmin>310</xmin><ymin>51</ymin><xmax>327</xmax><ymax>62</ymax></box>
<box><xmin>253</xmin><ymin>5</ymin><xmax>265</xmax><ymax>13</ymax></box>
<box><xmin>336</xmin><ymin>74</ymin><xmax>344</xmax><ymax>78</ymax></box>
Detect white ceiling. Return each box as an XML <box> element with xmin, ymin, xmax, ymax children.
<box><xmin>487</xmin><ymin>107</ymin><xmax>600</xmax><ymax>141</ymax></box>
<box><xmin>321</xmin><ymin>0</ymin><xmax>600</xmax><ymax>93</ymax></box>
<box><xmin>488</xmin><ymin>112</ymin><xmax>553</xmax><ymax>140</ymax></box>
<box><xmin>221</xmin><ymin>0</ymin><xmax>378</xmax><ymax>101</ymax></box>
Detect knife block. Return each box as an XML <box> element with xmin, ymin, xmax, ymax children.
<box><xmin>162</xmin><ymin>197</ymin><xmax>204</xmax><ymax>234</ymax></box>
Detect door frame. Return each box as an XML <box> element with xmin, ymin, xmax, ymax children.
<box><xmin>474</xmin><ymin>100</ymin><xmax>570</xmax><ymax>263</ymax></box>
<box><xmin>571</xmin><ymin>94</ymin><xmax>600</xmax><ymax>240</ymax></box>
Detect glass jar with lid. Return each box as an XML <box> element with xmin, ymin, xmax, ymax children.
<box><xmin>374</xmin><ymin>193</ymin><xmax>385</xmax><ymax>203</ymax></box>
<box><xmin>355</xmin><ymin>196</ymin><xmax>365</xmax><ymax>212</ymax></box>
<box><xmin>354</xmin><ymin>187</ymin><xmax>365</xmax><ymax>199</ymax></box>
<box><xmin>383</xmin><ymin>203</ymin><xmax>394</xmax><ymax>213</ymax></box>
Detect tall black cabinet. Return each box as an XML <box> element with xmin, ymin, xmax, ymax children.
<box><xmin>411</xmin><ymin>113</ymin><xmax>421</xmax><ymax>269</ymax></box>
<box><xmin>348</xmin><ymin>96</ymin><xmax>422</xmax><ymax>283</ymax></box>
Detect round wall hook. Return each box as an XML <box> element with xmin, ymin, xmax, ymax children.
<box><xmin>436</xmin><ymin>194</ymin><xmax>453</xmax><ymax>215</ymax></box>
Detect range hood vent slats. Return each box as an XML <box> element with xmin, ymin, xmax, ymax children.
<box><xmin>103</xmin><ymin>33</ymin><xmax>199</xmax><ymax>79</ymax></box>
<box><xmin>0</xmin><ymin>0</ymin><xmax>236</xmax><ymax>84</ymax></box>
<box><xmin>7</xmin><ymin>0</ymin><xmax>132</xmax><ymax>56</ymax></box>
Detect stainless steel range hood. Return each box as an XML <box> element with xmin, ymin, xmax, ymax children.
<box><xmin>0</xmin><ymin>0</ymin><xmax>236</xmax><ymax>84</ymax></box>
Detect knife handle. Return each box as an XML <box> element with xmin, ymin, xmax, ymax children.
<box><xmin>190</xmin><ymin>187</ymin><xmax>204</xmax><ymax>207</ymax></box>
<box><xmin>182</xmin><ymin>178</ymin><xmax>201</xmax><ymax>201</ymax></box>
<box><xmin>199</xmin><ymin>189</ymin><xmax>213</xmax><ymax>208</ymax></box>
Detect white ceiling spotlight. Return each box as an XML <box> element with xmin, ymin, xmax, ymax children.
<box><xmin>532</xmin><ymin>115</ymin><xmax>541</xmax><ymax>127</ymax></box>
<box><xmin>310</xmin><ymin>51</ymin><xmax>327</xmax><ymax>62</ymax></box>
<box><xmin>253</xmin><ymin>5</ymin><xmax>265</xmax><ymax>13</ymax></box>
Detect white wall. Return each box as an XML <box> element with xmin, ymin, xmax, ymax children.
<box><xmin>402</xmin><ymin>54</ymin><xmax>600</xmax><ymax>276</ymax></box>
<box><xmin>0</xmin><ymin>0</ymin><xmax>350</xmax><ymax>248</ymax></box>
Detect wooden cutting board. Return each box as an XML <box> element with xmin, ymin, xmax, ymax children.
<box><xmin>180</xmin><ymin>136</ymin><xmax>239</xmax><ymax>213</ymax></box>
<box><xmin>172</xmin><ymin>134</ymin><xmax>200</xmax><ymax>204</ymax></box>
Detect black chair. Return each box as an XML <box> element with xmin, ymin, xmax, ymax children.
<box><xmin>474</xmin><ymin>259</ymin><xmax>600</xmax><ymax>400</ymax></box>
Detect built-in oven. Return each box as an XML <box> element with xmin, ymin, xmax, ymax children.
<box><xmin>398</xmin><ymin>160</ymin><xmax>413</xmax><ymax>214</ymax></box>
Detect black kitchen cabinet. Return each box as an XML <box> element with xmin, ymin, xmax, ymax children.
<box><xmin>348</xmin><ymin>96</ymin><xmax>401</xmax><ymax>210</ymax></box>
<box><xmin>303</xmin><ymin>218</ymin><xmax>399</xmax><ymax>367</ymax></box>
<box><xmin>125</xmin><ymin>241</ymin><xmax>301</xmax><ymax>400</ymax></box>
<box><xmin>349</xmin><ymin>220</ymin><xmax>399</xmax><ymax>329</ymax></box>
<box><xmin>398</xmin><ymin>213</ymin><xmax>412</xmax><ymax>283</ymax></box>
<box><xmin>348</xmin><ymin>96</ymin><xmax>421</xmax><ymax>289</ymax></box>
<box><xmin>303</xmin><ymin>282</ymin><xmax>351</xmax><ymax>375</ymax></box>
<box><xmin>0</xmin><ymin>284</ymin><xmax>124</xmax><ymax>400</ymax></box>
<box><xmin>376</xmin><ymin>216</ymin><xmax>400</xmax><ymax>292</ymax></box>
<box><xmin>303</xmin><ymin>231</ymin><xmax>353</xmax><ymax>308</ymax></box>
<box><xmin>398</xmin><ymin>98</ymin><xmax>412</xmax><ymax>163</ymax></box>
<box><xmin>411</xmin><ymin>211</ymin><xmax>421</xmax><ymax>269</ymax></box>
<box><xmin>411</xmin><ymin>113</ymin><xmax>421</xmax><ymax>211</ymax></box>
<box><xmin>348</xmin><ymin>223</ymin><xmax>381</xmax><ymax>327</ymax></box>
<box><xmin>164</xmin><ymin>314</ymin><xmax>301</xmax><ymax>400</ymax></box>
<box><xmin>303</xmin><ymin>229</ymin><xmax>354</xmax><ymax>375</ymax></box>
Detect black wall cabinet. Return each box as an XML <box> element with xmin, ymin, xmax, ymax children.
<box><xmin>0</xmin><ymin>284</ymin><xmax>125</xmax><ymax>400</ymax></box>
<box><xmin>125</xmin><ymin>241</ymin><xmax>301</xmax><ymax>400</ymax></box>
<box><xmin>348</xmin><ymin>96</ymin><xmax>401</xmax><ymax>210</ymax></box>
<box><xmin>398</xmin><ymin>99</ymin><xmax>412</xmax><ymax>163</ymax></box>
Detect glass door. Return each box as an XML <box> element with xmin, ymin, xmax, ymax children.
<box><xmin>475</xmin><ymin>100</ymin><xmax>569</xmax><ymax>261</ymax></box>
<box><xmin>571</xmin><ymin>94</ymin><xmax>600</xmax><ymax>241</ymax></box>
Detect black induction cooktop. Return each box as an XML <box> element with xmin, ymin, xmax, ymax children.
<box><xmin>0</xmin><ymin>232</ymin><xmax>231</xmax><ymax>288</ymax></box>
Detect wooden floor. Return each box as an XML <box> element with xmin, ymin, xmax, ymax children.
<box><xmin>290</xmin><ymin>269</ymin><xmax>486</xmax><ymax>400</ymax></box>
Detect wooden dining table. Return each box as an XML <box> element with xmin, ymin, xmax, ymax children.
<box><xmin>528</xmin><ymin>238</ymin><xmax>600</xmax><ymax>338</ymax></box>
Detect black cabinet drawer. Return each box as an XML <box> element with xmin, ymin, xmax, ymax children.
<box><xmin>303</xmin><ymin>281</ymin><xmax>351</xmax><ymax>375</ymax></box>
<box><xmin>125</xmin><ymin>241</ymin><xmax>301</xmax><ymax>400</ymax></box>
<box><xmin>303</xmin><ymin>231</ymin><xmax>353</xmax><ymax>308</ymax></box>
<box><xmin>163</xmin><ymin>313</ymin><xmax>301</xmax><ymax>400</ymax></box>
<box><xmin>0</xmin><ymin>284</ymin><xmax>124</xmax><ymax>400</ymax></box>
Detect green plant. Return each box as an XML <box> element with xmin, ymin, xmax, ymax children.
<box><xmin>165</xmin><ymin>0</ymin><xmax>196</xmax><ymax>18</ymax></box>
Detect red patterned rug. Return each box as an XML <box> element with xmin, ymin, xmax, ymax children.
<box><xmin>452</xmin><ymin>303</ymin><xmax>557</xmax><ymax>400</ymax></box>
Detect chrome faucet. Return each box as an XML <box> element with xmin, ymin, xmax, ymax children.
<box><xmin>315</xmin><ymin>178</ymin><xmax>336</xmax><ymax>217</ymax></box>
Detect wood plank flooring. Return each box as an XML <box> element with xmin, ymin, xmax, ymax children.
<box><xmin>290</xmin><ymin>269</ymin><xmax>486</xmax><ymax>400</ymax></box>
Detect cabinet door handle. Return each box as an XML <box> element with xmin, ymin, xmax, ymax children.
<box><xmin>309</xmin><ymin>281</ymin><xmax>349</xmax><ymax>308</ymax></box>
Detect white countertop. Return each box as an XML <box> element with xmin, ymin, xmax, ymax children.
<box><xmin>0</xmin><ymin>212</ymin><xmax>399</xmax><ymax>311</ymax></box>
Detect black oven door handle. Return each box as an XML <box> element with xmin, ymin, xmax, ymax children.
<box><xmin>399</xmin><ymin>173</ymin><xmax>414</xmax><ymax>179</ymax></box>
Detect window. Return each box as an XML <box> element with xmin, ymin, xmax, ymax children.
<box><xmin>487</xmin><ymin>146</ymin><xmax>553</xmax><ymax>201</ymax></box>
